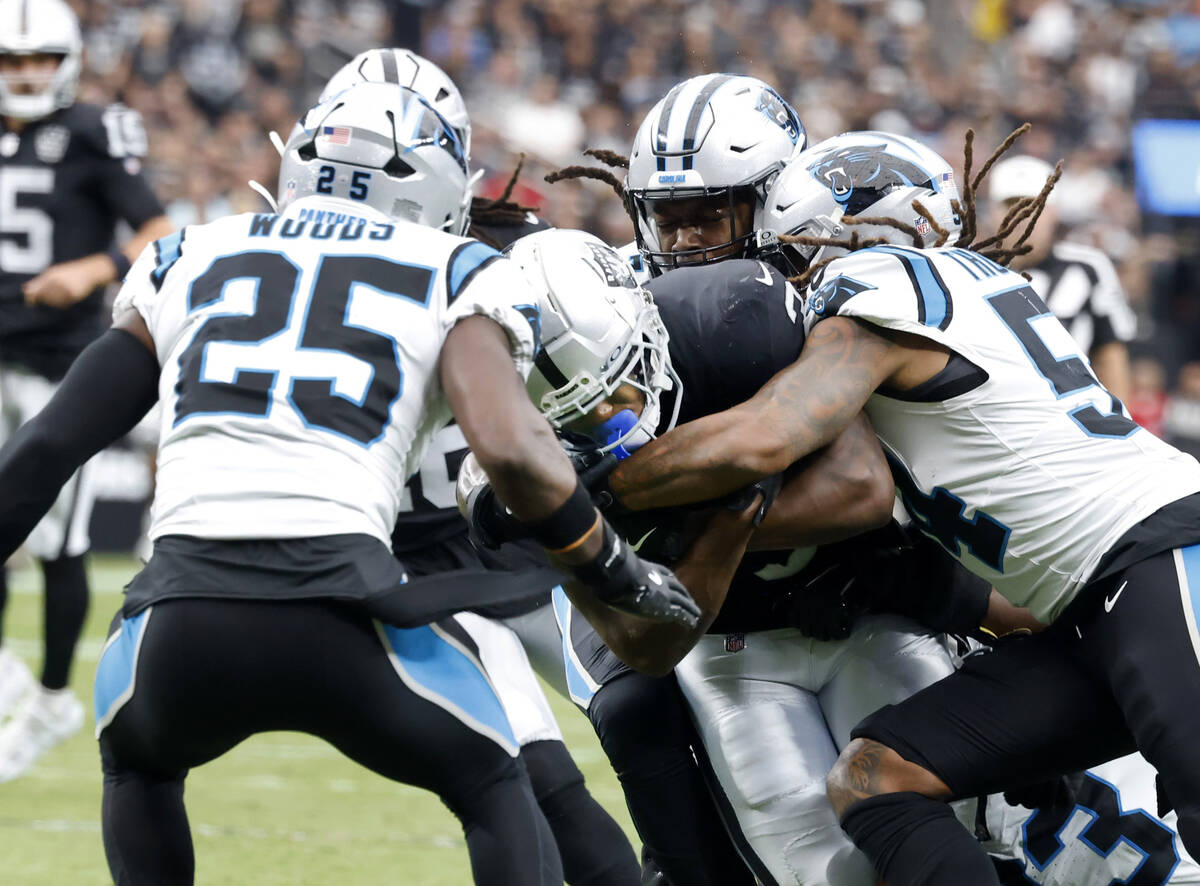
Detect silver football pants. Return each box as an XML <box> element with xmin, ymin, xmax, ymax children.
<box><xmin>676</xmin><ymin>615</ymin><xmax>956</xmax><ymax>886</ymax></box>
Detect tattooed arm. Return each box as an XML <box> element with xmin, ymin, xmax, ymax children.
<box><xmin>748</xmin><ymin>411</ymin><xmax>894</xmax><ymax>550</ymax></box>
<box><xmin>609</xmin><ymin>316</ymin><xmax>942</xmax><ymax>511</ymax></box>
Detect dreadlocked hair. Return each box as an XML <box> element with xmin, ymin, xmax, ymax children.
<box><xmin>544</xmin><ymin>148</ymin><xmax>636</xmax><ymax>222</ymax></box>
<box><xmin>778</xmin><ymin>230</ymin><xmax>892</xmax><ymax>289</ymax></box>
<box><xmin>774</xmin><ymin>123</ymin><xmax>1062</xmax><ymax>291</ymax></box>
<box><xmin>954</xmin><ymin>122</ymin><xmax>1032</xmax><ymax>250</ymax></box>
<box><xmin>467</xmin><ymin>153</ymin><xmax>541</xmax><ymax>248</ymax></box>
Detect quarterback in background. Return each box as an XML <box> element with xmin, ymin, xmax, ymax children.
<box><xmin>0</xmin><ymin>0</ymin><xmax>171</xmax><ymax>781</ymax></box>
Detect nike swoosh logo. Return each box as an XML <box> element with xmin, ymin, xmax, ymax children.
<box><xmin>1104</xmin><ymin>580</ymin><xmax>1128</xmax><ymax>613</ymax></box>
<box><xmin>630</xmin><ymin>528</ymin><xmax>656</xmax><ymax>553</ymax></box>
<box><xmin>755</xmin><ymin>262</ymin><xmax>773</xmax><ymax>287</ymax></box>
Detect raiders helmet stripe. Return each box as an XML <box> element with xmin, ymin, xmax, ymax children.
<box><xmin>535</xmin><ymin>350</ymin><xmax>569</xmax><ymax>389</ymax></box>
<box><xmin>20</xmin><ymin>0</ymin><xmax>27</xmax><ymax>36</ymax></box>
<box><xmin>381</xmin><ymin>48</ymin><xmax>399</xmax><ymax>84</ymax></box>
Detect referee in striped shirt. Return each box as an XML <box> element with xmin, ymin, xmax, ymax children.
<box><xmin>986</xmin><ymin>155</ymin><xmax>1137</xmax><ymax>403</ymax></box>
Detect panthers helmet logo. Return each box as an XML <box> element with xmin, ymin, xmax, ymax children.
<box><xmin>807</xmin><ymin>145</ymin><xmax>936</xmax><ymax>218</ymax></box>
<box><xmin>755</xmin><ymin>89</ymin><xmax>804</xmax><ymax>146</ymax></box>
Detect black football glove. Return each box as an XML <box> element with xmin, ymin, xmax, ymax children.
<box><xmin>772</xmin><ymin>555</ymin><xmax>873</xmax><ymax>641</ymax></box>
<box><xmin>570</xmin><ymin>520</ymin><xmax>701</xmax><ymax>627</ymax></box>
<box><xmin>456</xmin><ymin>453</ymin><xmax>528</xmax><ymax>550</ymax></box>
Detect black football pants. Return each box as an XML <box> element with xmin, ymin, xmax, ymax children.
<box><xmin>96</xmin><ymin>597</ymin><xmax>561</xmax><ymax>886</ymax></box>
<box><xmin>852</xmin><ymin>545</ymin><xmax>1200</xmax><ymax>883</ymax></box>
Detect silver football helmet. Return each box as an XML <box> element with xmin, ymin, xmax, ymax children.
<box><xmin>761</xmin><ymin>131</ymin><xmax>962</xmax><ymax>276</ymax></box>
<box><xmin>278</xmin><ymin>82</ymin><xmax>471</xmax><ymax>235</ymax></box>
<box><xmin>626</xmin><ymin>73</ymin><xmax>806</xmax><ymax>276</ymax></box>
<box><xmin>507</xmin><ymin>229</ymin><xmax>680</xmax><ymax>455</ymax></box>
<box><xmin>319</xmin><ymin>48</ymin><xmax>471</xmax><ymax>160</ymax></box>
<box><xmin>0</xmin><ymin>0</ymin><xmax>81</xmax><ymax>121</ymax></box>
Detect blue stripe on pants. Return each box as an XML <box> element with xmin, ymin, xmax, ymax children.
<box><xmin>552</xmin><ymin>587</ymin><xmax>598</xmax><ymax>710</ymax></box>
<box><xmin>378</xmin><ymin>622</ymin><xmax>518</xmax><ymax>755</ymax></box>
<box><xmin>93</xmin><ymin>608</ymin><xmax>152</xmax><ymax>736</ymax></box>
<box><xmin>1180</xmin><ymin>544</ymin><xmax>1200</xmax><ymax>638</ymax></box>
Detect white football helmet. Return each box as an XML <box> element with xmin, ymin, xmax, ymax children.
<box><xmin>507</xmin><ymin>229</ymin><xmax>680</xmax><ymax>455</ymax></box>
<box><xmin>278</xmin><ymin>82</ymin><xmax>471</xmax><ymax>235</ymax></box>
<box><xmin>320</xmin><ymin>48</ymin><xmax>471</xmax><ymax>160</ymax></box>
<box><xmin>0</xmin><ymin>0</ymin><xmax>81</xmax><ymax>121</ymax></box>
<box><xmin>761</xmin><ymin>131</ymin><xmax>962</xmax><ymax>276</ymax></box>
<box><xmin>626</xmin><ymin>73</ymin><xmax>806</xmax><ymax>276</ymax></box>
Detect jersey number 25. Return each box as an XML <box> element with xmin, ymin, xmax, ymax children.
<box><xmin>174</xmin><ymin>250</ymin><xmax>430</xmax><ymax>446</ymax></box>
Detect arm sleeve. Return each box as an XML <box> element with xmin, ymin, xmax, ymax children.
<box><xmin>0</xmin><ymin>329</ymin><xmax>160</xmax><ymax>560</ymax></box>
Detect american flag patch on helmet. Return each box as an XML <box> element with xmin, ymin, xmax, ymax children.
<box><xmin>322</xmin><ymin>126</ymin><xmax>352</xmax><ymax>145</ymax></box>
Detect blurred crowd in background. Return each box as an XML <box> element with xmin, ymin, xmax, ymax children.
<box><xmin>66</xmin><ymin>0</ymin><xmax>1200</xmax><ymax>454</ymax></box>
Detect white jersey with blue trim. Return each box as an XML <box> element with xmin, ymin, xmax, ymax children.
<box><xmin>802</xmin><ymin>244</ymin><xmax>1200</xmax><ymax>622</ymax></box>
<box><xmin>114</xmin><ymin>195</ymin><xmax>539</xmax><ymax>547</ymax></box>
<box><xmin>616</xmin><ymin>240</ymin><xmax>651</xmax><ymax>285</ymax></box>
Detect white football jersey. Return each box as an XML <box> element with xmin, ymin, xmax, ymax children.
<box><xmin>802</xmin><ymin>244</ymin><xmax>1200</xmax><ymax>622</ymax></box>
<box><xmin>114</xmin><ymin>195</ymin><xmax>539</xmax><ymax>546</ymax></box>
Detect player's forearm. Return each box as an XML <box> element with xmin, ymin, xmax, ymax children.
<box><xmin>563</xmin><ymin>506</ymin><xmax>756</xmax><ymax>675</ymax></box>
<box><xmin>442</xmin><ymin>315</ymin><xmax>579</xmax><ymax>524</ymax></box>
<box><xmin>749</xmin><ymin>413</ymin><xmax>894</xmax><ymax>550</ymax></box>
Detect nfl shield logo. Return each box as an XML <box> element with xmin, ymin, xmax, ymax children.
<box><xmin>724</xmin><ymin>633</ymin><xmax>745</xmax><ymax>653</ymax></box>
<box><xmin>35</xmin><ymin>125</ymin><xmax>69</xmax><ymax>163</ymax></box>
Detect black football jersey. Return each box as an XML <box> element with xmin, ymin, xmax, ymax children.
<box><xmin>0</xmin><ymin>103</ymin><xmax>164</xmax><ymax>378</ymax></box>
<box><xmin>641</xmin><ymin>259</ymin><xmax>813</xmax><ymax>633</ymax></box>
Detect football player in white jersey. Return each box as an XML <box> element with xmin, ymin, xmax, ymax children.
<box><xmin>311</xmin><ymin>48</ymin><xmax>642</xmax><ymax>886</ymax></box>
<box><xmin>590</xmin><ymin>129</ymin><xmax>1200</xmax><ymax>885</ymax></box>
<box><xmin>0</xmin><ymin>82</ymin><xmax>699</xmax><ymax>885</ymax></box>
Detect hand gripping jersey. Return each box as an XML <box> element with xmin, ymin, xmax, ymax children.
<box><xmin>802</xmin><ymin>244</ymin><xmax>1200</xmax><ymax>622</ymax></box>
<box><xmin>114</xmin><ymin>195</ymin><xmax>538</xmax><ymax>546</ymax></box>
<box><xmin>637</xmin><ymin>259</ymin><xmax>819</xmax><ymax>632</ymax></box>
<box><xmin>0</xmin><ymin>103</ymin><xmax>163</xmax><ymax>378</ymax></box>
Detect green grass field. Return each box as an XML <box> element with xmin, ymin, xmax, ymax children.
<box><xmin>0</xmin><ymin>555</ymin><xmax>637</xmax><ymax>885</ymax></box>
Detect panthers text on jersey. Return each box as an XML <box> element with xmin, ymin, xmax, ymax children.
<box><xmin>802</xmin><ymin>244</ymin><xmax>1200</xmax><ymax>622</ymax></box>
<box><xmin>0</xmin><ymin>103</ymin><xmax>163</xmax><ymax>378</ymax></box>
<box><xmin>113</xmin><ymin>195</ymin><xmax>539</xmax><ymax>546</ymax></box>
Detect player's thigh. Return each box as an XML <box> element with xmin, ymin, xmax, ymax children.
<box><xmin>852</xmin><ymin>627</ymin><xmax>1135</xmax><ymax>800</ymax></box>
<box><xmin>453</xmin><ymin>611</ymin><xmax>563</xmax><ymax>746</ymax></box>
<box><xmin>677</xmin><ymin>634</ymin><xmax>837</xmax><ymax>810</ymax></box>
<box><xmin>499</xmin><ymin>599</ymin><xmax>570</xmax><ymax>700</ymax></box>
<box><xmin>1083</xmin><ymin>547</ymin><xmax>1200</xmax><ymax>826</ymax></box>
<box><xmin>820</xmin><ymin>614</ymin><xmax>957</xmax><ymax>748</ymax></box>
<box><xmin>677</xmin><ymin>634</ymin><xmax>876</xmax><ymax>886</ymax></box>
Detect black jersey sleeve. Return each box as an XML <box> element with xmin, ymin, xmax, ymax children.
<box><xmin>647</xmin><ymin>259</ymin><xmax>804</xmax><ymax>423</ymax></box>
<box><xmin>73</xmin><ymin>104</ymin><xmax>164</xmax><ymax>230</ymax></box>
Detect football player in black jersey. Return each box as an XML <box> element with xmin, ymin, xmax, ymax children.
<box><xmin>0</xmin><ymin>0</ymin><xmax>171</xmax><ymax>781</ymax></box>
<box><xmin>479</xmin><ymin>229</ymin><xmax>1029</xmax><ymax>885</ymax></box>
